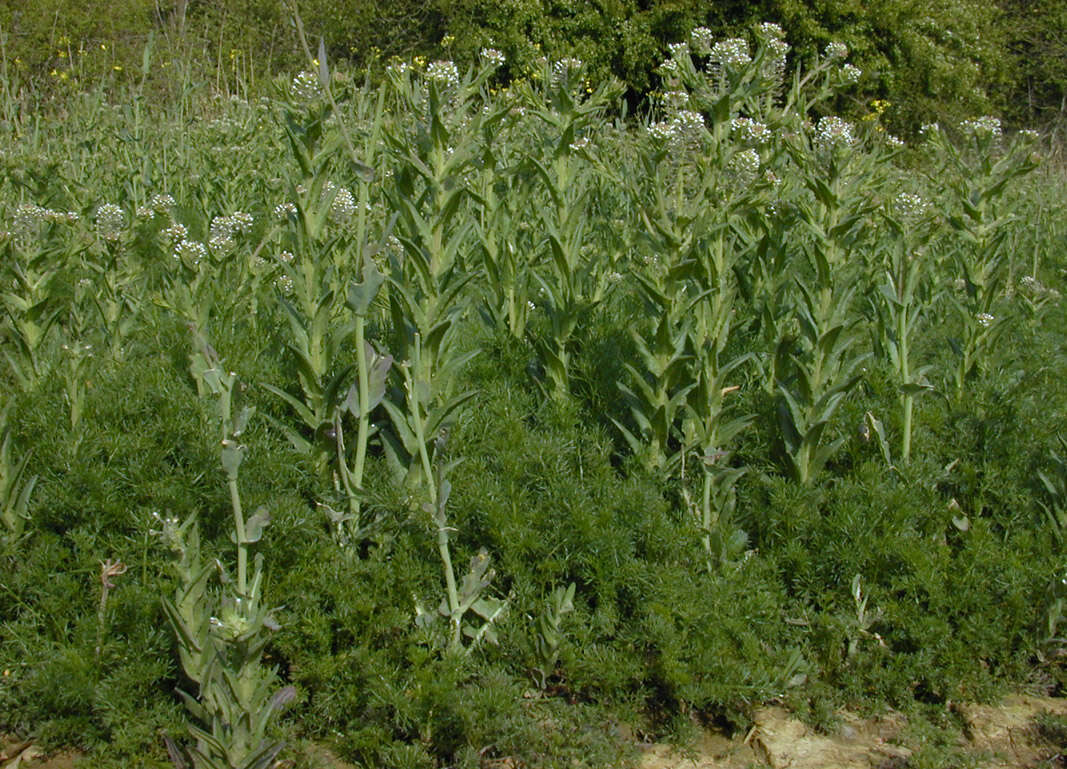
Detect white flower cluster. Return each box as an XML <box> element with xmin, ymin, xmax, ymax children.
<box><xmin>893</xmin><ymin>192</ymin><xmax>929</xmax><ymax>220</ymax></box>
<box><xmin>727</xmin><ymin>148</ymin><xmax>761</xmax><ymax>185</ymax></box>
<box><xmin>480</xmin><ymin>48</ymin><xmax>505</xmax><ymax>67</ymax></box>
<box><xmin>841</xmin><ymin>63</ymin><xmax>862</xmax><ymax>84</ymax></box>
<box><xmin>668</xmin><ymin>42</ymin><xmax>689</xmax><ymax>60</ymax></box>
<box><xmin>813</xmin><ymin>116</ymin><xmax>856</xmax><ymax>151</ymax></box>
<box><xmin>960</xmin><ymin>116</ymin><xmax>1001</xmax><ymax>139</ymax></box>
<box><xmin>1018</xmin><ymin>129</ymin><xmax>1040</xmax><ymax>142</ymax></box>
<box><xmin>426</xmin><ymin>60</ymin><xmax>460</xmax><ymax>88</ymax></box>
<box><xmin>710</xmin><ymin>38</ymin><xmax>751</xmax><ymax>68</ymax></box>
<box><xmin>568</xmin><ymin>136</ymin><xmax>590</xmax><ymax>152</ymax></box>
<box><xmin>1020</xmin><ymin>275</ymin><xmax>1061</xmax><ymax>300</ymax></box>
<box><xmin>274</xmin><ymin>201</ymin><xmax>298</xmax><ymax>220</ymax></box>
<box><xmin>690</xmin><ymin>26</ymin><xmax>715</xmax><ymax>55</ymax></box>
<box><xmin>161</xmin><ymin>223</ymin><xmax>188</xmax><ymax>244</ymax></box>
<box><xmin>975</xmin><ymin>312</ymin><xmax>994</xmax><ymax>327</ymax></box>
<box><xmin>648</xmin><ymin>110</ymin><xmax>706</xmax><ymax>148</ymax></box>
<box><xmin>325</xmin><ymin>183</ymin><xmax>357</xmax><ymax>222</ymax></box>
<box><xmin>919</xmin><ymin>122</ymin><xmax>940</xmax><ymax>138</ymax></box>
<box><xmin>209</xmin><ymin>211</ymin><xmax>253</xmax><ymax>252</ymax></box>
<box><xmin>552</xmin><ymin>57</ymin><xmax>584</xmax><ymax>82</ymax></box>
<box><xmin>886</xmin><ymin>134</ymin><xmax>905</xmax><ymax>148</ymax></box>
<box><xmin>662</xmin><ymin>90</ymin><xmax>690</xmax><ymax>109</ymax></box>
<box><xmin>11</xmin><ymin>203</ymin><xmax>78</xmax><ymax>243</ymax></box>
<box><xmin>136</xmin><ymin>193</ymin><xmax>177</xmax><ymax>219</ymax></box>
<box><xmin>174</xmin><ymin>239</ymin><xmax>207</xmax><ymax>268</ymax></box>
<box><xmin>290</xmin><ymin>71</ymin><xmax>321</xmax><ymax>100</ymax></box>
<box><xmin>824</xmin><ymin>42</ymin><xmax>849</xmax><ymax>60</ymax></box>
<box><xmin>758</xmin><ymin>22</ymin><xmax>786</xmax><ymax>39</ymax></box>
<box><xmin>731</xmin><ymin>116</ymin><xmax>770</xmax><ymax>144</ymax></box>
<box><xmin>95</xmin><ymin>203</ymin><xmax>125</xmax><ymax>242</ymax></box>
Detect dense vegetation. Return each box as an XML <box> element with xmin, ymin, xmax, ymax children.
<box><xmin>0</xmin><ymin>11</ymin><xmax>1066</xmax><ymax>769</ymax></box>
<box><xmin>1</xmin><ymin>0</ymin><xmax>1065</xmax><ymax>133</ymax></box>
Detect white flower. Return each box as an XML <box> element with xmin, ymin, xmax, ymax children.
<box><xmin>552</xmin><ymin>57</ymin><xmax>583</xmax><ymax>82</ymax></box>
<box><xmin>841</xmin><ymin>64</ymin><xmax>862</xmax><ymax>84</ymax></box>
<box><xmin>731</xmin><ymin>116</ymin><xmax>770</xmax><ymax>144</ymax></box>
<box><xmin>976</xmin><ymin>312</ymin><xmax>994</xmax><ymax>327</ymax></box>
<box><xmin>95</xmin><ymin>203</ymin><xmax>125</xmax><ymax>241</ymax></box>
<box><xmin>274</xmin><ymin>202</ymin><xmax>298</xmax><ymax>219</ymax></box>
<box><xmin>149</xmin><ymin>193</ymin><xmax>175</xmax><ymax>212</ymax></box>
<box><xmin>480</xmin><ymin>48</ymin><xmax>505</xmax><ymax>67</ymax></box>
<box><xmin>813</xmin><ymin>116</ymin><xmax>856</xmax><ymax>150</ymax></box>
<box><xmin>727</xmin><ymin>148</ymin><xmax>761</xmax><ymax>184</ymax></box>
<box><xmin>174</xmin><ymin>239</ymin><xmax>207</xmax><ymax>267</ymax></box>
<box><xmin>289</xmin><ymin>70</ymin><xmax>321</xmax><ymax>100</ymax></box>
<box><xmin>758</xmin><ymin>22</ymin><xmax>786</xmax><ymax>39</ymax></box>
<box><xmin>668</xmin><ymin>42</ymin><xmax>690</xmax><ymax>60</ymax></box>
<box><xmin>426</xmin><ymin>60</ymin><xmax>460</xmax><ymax>87</ymax></box>
<box><xmin>690</xmin><ymin>27</ymin><xmax>715</xmax><ymax>54</ymax></box>
<box><xmin>710</xmin><ymin>38</ymin><xmax>751</xmax><ymax>68</ymax></box>
<box><xmin>886</xmin><ymin>134</ymin><xmax>905</xmax><ymax>148</ymax></box>
<box><xmin>568</xmin><ymin>136</ymin><xmax>590</xmax><ymax>152</ymax></box>
<box><xmin>893</xmin><ymin>192</ymin><xmax>928</xmax><ymax>220</ymax></box>
<box><xmin>161</xmin><ymin>223</ymin><xmax>188</xmax><ymax>244</ymax></box>
<box><xmin>329</xmin><ymin>186</ymin><xmax>357</xmax><ymax>221</ymax></box>
<box><xmin>824</xmin><ymin>42</ymin><xmax>849</xmax><ymax>60</ymax></box>
<box><xmin>960</xmin><ymin>116</ymin><xmax>1001</xmax><ymax>140</ymax></box>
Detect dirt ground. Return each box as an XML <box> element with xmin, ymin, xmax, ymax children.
<box><xmin>638</xmin><ymin>695</ymin><xmax>1067</xmax><ymax>769</ymax></box>
<box><xmin>3</xmin><ymin>694</ymin><xmax>1065</xmax><ymax>768</ymax></box>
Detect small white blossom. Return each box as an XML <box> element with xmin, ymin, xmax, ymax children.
<box><xmin>161</xmin><ymin>223</ymin><xmax>188</xmax><ymax>244</ymax></box>
<box><xmin>960</xmin><ymin>116</ymin><xmax>1001</xmax><ymax>140</ymax></box>
<box><xmin>731</xmin><ymin>116</ymin><xmax>770</xmax><ymax>144</ymax></box>
<box><xmin>274</xmin><ymin>202</ymin><xmax>298</xmax><ymax>219</ymax></box>
<box><xmin>690</xmin><ymin>27</ymin><xmax>715</xmax><ymax>54</ymax></box>
<box><xmin>824</xmin><ymin>42</ymin><xmax>849</xmax><ymax>60</ymax></box>
<box><xmin>893</xmin><ymin>192</ymin><xmax>929</xmax><ymax>220</ymax></box>
<box><xmin>886</xmin><ymin>134</ymin><xmax>905</xmax><ymax>148</ymax></box>
<box><xmin>813</xmin><ymin>116</ymin><xmax>856</xmax><ymax>151</ymax></box>
<box><xmin>668</xmin><ymin>42</ymin><xmax>690</xmax><ymax>60</ymax></box>
<box><xmin>727</xmin><ymin>148</ymin><xmax>761</xmax><ymax>184</ymax></box>
<box><xmin>149</xmin><ymin>194</ymin><xmax>176</xmax><ymax>212</ymax></box>
<box><xmin>480</xmin><ymin>48</ymin><xmax>505</xmax><ymax>67</ymax></box>
<box><xmin>329</xmin><ymin>186</ymin><xmax>357</xmax><ymax>221</ymax></box>
<box><xmin>274</xmin><ymin>274</ymin><xmax>294</xmax><ymax>294</ymax></box>
<box><xmin>976</xmin><ymin>312</ymin><xmax>994</xmax><ymax>327</ymax></box>
<box><xmin>552</xmin><ymin>57</ymin><xmax>584</xmax><ymax>82</ymax></box>
<box><xmin>426</xmin><ymin>60</ymin><xmax>460</xmax><ymax>87</ymax></box>
<box><xmin>710</xmin><ymin>38</ymin><xmax>751</xmax><ymax>68</ymax></box>
<box><xmin>568</xmin><ymin>136</ymin><xmax>590</xmax><ymax>152</ymax></box>
<box><xmin>95</xmin><ymin>203</ymin><xmax>125</xmax><ymax>242</ymax></box>
<box><xmin>758</xmin><ymin>22</ymin><xmax>786</xmax><ymax>39</ymax></box>
<box><xmin>841</xmin><ymin>63</ymin><xmax>862</xmax><ymax>84</ymax></box>
<box><xmin>289</xmin><ymin>71</ymin><xmax>321</xmax><ymax>100</ymax></box>
<box><xmin>174</xmin><ymin>239</ymin><xmax>207</xmax><ymax>267</ymax></box>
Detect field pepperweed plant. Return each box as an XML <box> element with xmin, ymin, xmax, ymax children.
<box><xmin>0</xmin><ymin>19</ymin><xmax>1065</xmax><ymax>769</ymax></box>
